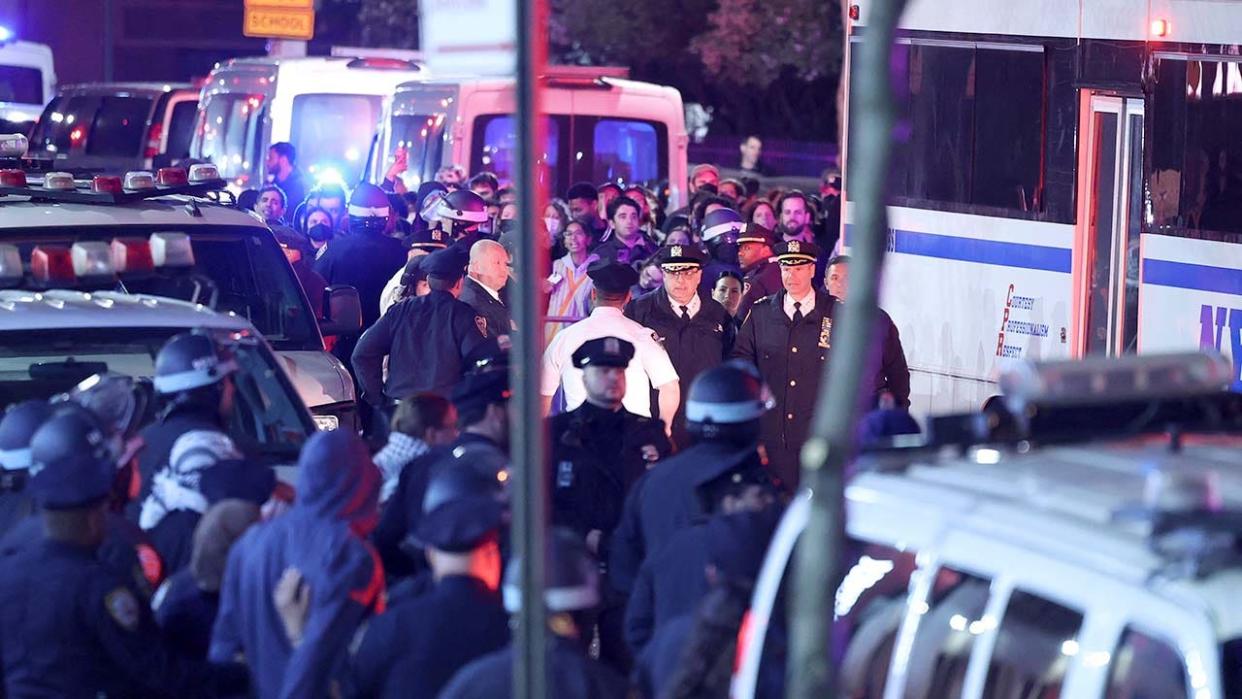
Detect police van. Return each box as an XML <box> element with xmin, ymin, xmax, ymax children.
<box><xmin>735</xmin><ymin>353</ymin><xmax>1242</xmax><ymax>698</ymax></box>
<box><xmin>190</xmin><ymin>55</ymin><xmax>425</xmax><ymax>194</ymax></box>
<box><xmin>373</xmin><ymin>67</ymin><xmax>689</xmax><ymax>207</ymax></box>
<box><xmin>0</xmin><ymin>141</ymin><xmax>360</xmax><ymax>431</ymax></box>
<box><xmin>0</xmin><ymin>289</ymin><xmax>314</xmax><ymax>471</ymax></box>
<box><xmin>0</xmin><ymin>32</ymin><xmax>54</xmax><ymax>133</ymax></box>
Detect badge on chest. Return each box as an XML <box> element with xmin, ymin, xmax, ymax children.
<box><xmin>819</xmin><ymin>317</ymin><xmax>833</xmax><ymax>349</ymax></box>
<box><xmin>557</xmin><ymin>461</ymin><xmax>574</xmax><ymax>488</ymax></box>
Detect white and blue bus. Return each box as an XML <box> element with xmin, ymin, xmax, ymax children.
<box><xmin>844</xmin><ymin>0</ymin><xmax>1242</xmax><ymax>415</ymax></box>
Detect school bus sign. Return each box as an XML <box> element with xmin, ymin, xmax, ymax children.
<box><xmin>243</xmin><ymin>0</ymin><xmax>315</xmax><ymax>41</ymax></box>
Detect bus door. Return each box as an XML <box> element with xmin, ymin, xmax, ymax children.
<box><xmin>1074</xmin><ymin>95</ymin><xmax>1145</xmax><ymax>356</ymax></box>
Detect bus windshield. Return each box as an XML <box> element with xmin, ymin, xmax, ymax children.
<box><xmin>195</xmin><ymin>92</ymin><xmax>264</xmax><ymax>185</ymax></box>
<box><xmin>388</xmin><ymin>112</ymin><xmax>446</xmax><ymax>187</ymax></box>
<box><xmin>291</xmin><ymin>93</ymin><xmax>383</xmax><ymax>185</ymax></box>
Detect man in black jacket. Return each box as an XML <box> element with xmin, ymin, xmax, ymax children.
<box><xmin>736</xmin><ymin>222</ymin><xmax>783</xmax><ymax>320</ymax></box>
<box><xmin>624</xmin><ymin>244</ymin><xmax>734</xmax><ymax>448</ymax></box>
<box><xmin>460</xmin><ymin>239</ymin><xmax>513</xmax><ymax>342</ymax></box>
<box><xmin>825</xmin><ymin>255</ymin><xmax>911</xmax><ymax>408</ymax></box>
<box><xmin>732</xmin><ymin>239</ymin><xmax>837</xmax><ymax>489</ymax></box>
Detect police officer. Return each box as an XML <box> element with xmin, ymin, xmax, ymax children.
<box><xmin>343</xmin><ymin>463</ymin><xmax>509</xmax><ymax>699</ymax></box>
<box><xmin>608</xmin><ymin>361</ymin><xmax>774</xmax><ymax>596</ymax></box>
<box><xmin>431</xmin><ymin>188</ymin><xmax>491</xmax><ymax>250</ymax></box>
<box><xmin>697</xmin><ymin>207</ymin><xmax>745</xmax><ymax>297</ymax></box>
<box><xmin>825</xmin><ymin>254</ymin><xmax>912</xmax><ymax>408</ymax></box>
<box><xmin>439</xmin><ymin>529</ymin><xmax>630</xmax><ymax>699</ymax></box>
<box><xmin>380</xmin><ymin>226</ymin><xmax>451</xmax><ymax>316</ymax></box>
<box><xmin>0</xmin><ymin>407</ymin><xmax>247</xmax><ymax>696</ymax></box>
<box><xmin>732</xmin><ymin>239</ymin><xmax>837</xmax><ymax>488</ymax></box>
<box><xmin>736</xmin><ymin>222</ymin><xmax>782</xmax><ymax>319</ymax></box>
<box><xmin>0</xmin><ymin>399</ymin><xmax>53</xmax><ymax>534</ymax></box>
<box><xmin>314</xmin><ymin>182</ymin><xmax>409</xmax><ymax>330</ymax></box>
<box><xmin>549</xmin><ymin>337</ymin><xmax>672</xmax><ymax>670</ymax></box>
<box><xmin>625</xmin><ymin>244</ymin><xmax>734</xmax><ymax>447</ymax></box>
<box><xmin>134</xmin><ymin>331</ymin><xmax>239</xmax><ymax>522</ymax></box>
<box><xmin>352</xmin><ymin>247</ymin><xmax>491</xmax><ymax>410</ymax></box>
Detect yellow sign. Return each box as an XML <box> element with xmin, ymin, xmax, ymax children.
<box><xmin>244</xmin><ymin>7</ymin><xmax>315</xmax><ymax>40</ymax></box>
<box><xmin>246</xmin><ymin>0</ymin><xmax>314</xmax><ymax>8</ymax></box>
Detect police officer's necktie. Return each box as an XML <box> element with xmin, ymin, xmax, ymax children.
<box><xmin>679</xmin><ymin>305</ymin><xmax>690</xmax><ymax>321</ymax></box>
<box><xmin>792</xmin><ymin>301</ymin><xmax>804</xmax><ymax>324</ymax></box>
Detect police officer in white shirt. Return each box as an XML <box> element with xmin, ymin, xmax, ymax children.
<box><xmin>541</xmin><ymin>260</ymin><xmax>680</xmax><ymax>435</ymax></box>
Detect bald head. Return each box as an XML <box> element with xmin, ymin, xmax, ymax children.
<box><xmin>469</xmin><ymin>239</ymin><xmax>510</xmax><ymax>291</ymax></box>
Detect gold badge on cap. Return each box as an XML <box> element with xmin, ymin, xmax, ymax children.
<box><xmin>670</xmin><ymin>245</ymin><xmax>683</xmax><ymax>258</ymax></box>
<box><xmin>788</xmin><ymin>240</ymin><xmax>801</xmax><ymax>253</ymax></box>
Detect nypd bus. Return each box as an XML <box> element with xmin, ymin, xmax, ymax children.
<box><xmin>843</xmin><ymin>0</ymin><xmax>1242</xmax><ymax>415</ymax></box>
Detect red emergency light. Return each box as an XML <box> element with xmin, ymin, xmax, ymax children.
<box><xmin>0</xmin><ymin>169</ymin><xmax>27</xmax><ymax>187</ymax></box>
<box><xmin>30</xmin><ymin>246</ymin><xmax>75</xmax><ymax>284</ymax></box>
<box><xmin>1151</xmin><ymin>18</ymin><xmax>1170</xmax><ymax>37</ymax></box>
<box><xmin>849</xmin><ymin>4</ymin><xmax>860</xmax><ymax>20</ymax></box>
<box><xmin>92</xmin><ymin>176</ymin><xmax>123</xmax><ymax>194</ymax></box>
<box><xmin>144</xmin><ymin>122</ymin><xmax>163</xmax><ymax>159</ymax></box>
<box><xmin>157</xmin><ymin>167</ymin><xmax>188</xmax><ymax>186</ymax></box>
<box><xmin>110</xmin><ymin>238</ymin><xmax>155</xmax><ymax>274</ymax></box>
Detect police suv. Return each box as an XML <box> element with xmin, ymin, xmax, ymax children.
<box><xmin>0</xmin><ymin>133</ymin><xmax>360</xmax><ymax>430</ymax></box>
<box><xmin>0</xmin><ymin>289</ymin><xmax>313</xmax><ymax>469</ymax></box>
<box><xmin>735</xmin><ymin>353</ymin><xmax>1242</xmax><ymax>698</ymax></box>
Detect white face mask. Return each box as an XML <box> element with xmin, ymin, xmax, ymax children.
<box><xmin>545</xmin><ymin>216</ymin><xmax>562</xmax><ymax>236</ymax></box>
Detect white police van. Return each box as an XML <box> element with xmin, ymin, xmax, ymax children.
<box><xmin>735</xmin><ymin>353</ymin><xmax>1242</xmax><ymax>698</ymax></box>
<box><xmin>0</xmin><ymin>31</ymin><xmax>54</xmax><ymax>133</ymax></box>
<box><xmin>0</xmin><ymin>289</ymin><xmax>314</xmax><ymax>471</ymax></box>
<box><xmin>190</xmin><ymin>55</ymin><xmax>425</xmax><ymax>193</ymax></box>
<box><xmin>0</xmin><ymin>138</ymin><xmax>360</xmax><ymax>430</ymax></box>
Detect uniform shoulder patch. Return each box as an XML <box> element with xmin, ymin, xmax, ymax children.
<box><xmin>105</xmin><ymin>587</ymin><xmax>140</xmax><ymax>632</ymax></box>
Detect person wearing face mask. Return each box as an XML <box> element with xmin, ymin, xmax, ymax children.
<box><xmin>274</xmin><ymin>228</ymin><xmax>327</xmax><ymax>319</ymax></box>
<box><xmin>546</xmin><ymin>220</ymin><xmax>600</xmax><ymax>344</ymax></box>
<box><xmin>544</xmin><ymin>199</ymin><xmax>572</xmax><ymax>259</ymax></box>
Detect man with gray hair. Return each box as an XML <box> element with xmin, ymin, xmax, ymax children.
<box><xmin>460</xmin><ymin>239</ymin><xmax>513</xmax><ymax>342</ymax></box>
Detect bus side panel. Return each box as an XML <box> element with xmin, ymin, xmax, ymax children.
<box><xmin>868</xmin><ymin>207</ymin><xmax>1074</xmax><ymax>415</ymax></box>
<box><xmin>1138</xmin><ymin>234</ymin><xmax>1242</xmax><ymax>387</ymax></box>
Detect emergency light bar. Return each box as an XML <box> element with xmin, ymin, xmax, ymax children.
<box><xmin>0</xmin><ymin>134</ymin><xmax>26</xmax><ymax>158</ymax></box>
<box><xmin>0</xmin><ymin>244</ymin><xmax>20</xmax><ymax>288</ymax></box>
<box><xmin>1000</xmin><ymin>352</ymin><xmax>1233</xmax><ymax>413</ymax></box>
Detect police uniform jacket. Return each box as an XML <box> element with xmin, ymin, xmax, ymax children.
<box><xmin>549</xmin><ymin>402</ymin><xmax>670</xmax><ymax>560</ymax></box>
<box><xmin>153</xmin><ymin>567</ymin><xmax>218</xmax><ymax>660</ymax></box>
<box><xmin>313</xmin><ymin>231</ymin><xmax>406</xmax><ymax>329</ymax></box>
<box><xmin>438</xmin><ymin>636</ymin><xmax>629</xmax><ymax>699</ymax></box>
<box><xmin>344</xmin><ymin>575</ymin><xmax>509</xmax><ymax>699</ymax></box>
<box><xmin>459</xmin><ymin>277</ymin><xmax>512</xmax><ymax>340</ymax></box>
<box><xmin>624</xmin><ymin>521</ymin><xmax>710</xmax><ymax>652</ymax></box>
<box><xmin>351</xmin><ymin>289</ymin><xmax>490</xmax><ymax>405</ymax></box>
<box><xmin>739</xmin><ymin>257</ymin><xmax>783</xmax><ymax>319</ymax></box>
<box><xmin>2</xmin><ymin>512</ymin><xmax>162</xmax><ymax>600</ymax></box>
<box><xmin>873</xmin><ymin>307</ymin><xmax>912</xmax><ymax>409</ymax></box>
<box><xmin>732</xmin><ymin>288</ymin><xmax>837</xmax><ymax>485</ymax></box>
<box><xmin>624</xmin><ymin>290</ymin><xmax>734</xmax><ymax>446</ymax></box>
<box><xmin>0</xmin><ymin>539</ymin><xmax>242</xmax><ymax>697</ymax></box>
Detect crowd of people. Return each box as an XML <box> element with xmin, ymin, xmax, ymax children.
<box><xmin>0</xmin><ymin>139</ymin><xmax>920</xmax><ymax>697</ymax></box>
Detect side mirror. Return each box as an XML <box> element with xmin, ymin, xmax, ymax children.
<box><xmin>318</xmin><ymin>285</ymin><xmax>363</xmax><ymax>337</ymax></box>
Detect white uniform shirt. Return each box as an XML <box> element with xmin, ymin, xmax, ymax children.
<box><xmin>541</xmin><ymin>306</ymin><xmax>679</xmax><ymax>417</ymax></box>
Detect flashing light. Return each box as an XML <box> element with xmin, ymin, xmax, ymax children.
<box><xmin>124</xmin><ymin>171</ymin><xmax>156</xmax><ymax>191</ymax></box>
<box><xmin>92</xmin><ymin>176</ymin><xmax>123</xmax><ymax>194</ymax></box>
<box><xmin>0</xmin><ymin>26</ymin><xmax>13</xmax><ymax>43</ymax></box>
<box><xmin>1151</xmin><ymin>18</ymin><xmax>1171</xmax><ymax>38</ymax></box>
<box><xmin>149</xmin><ymin>232</ymin><xmax>195</xmax><ymax>268</ymax></box>
<box><xmin>315</xmin><ymin>167</ymin><xmax>346</xmax><ymax>188</ymax></box>
<box><xmin>188</xmin><ymin>163</ymin><xmax>220</xmax><ymax>183</ymax></box>
<box><xmin>849</xmin><ymin>4</ymin><xmax>860</xmax><ymax>20</ymax></box>
<box><xmin>156</xmin><ymin>168</ymin><xmax>188</xmax><ymax>186</ymax></box>
<box><xmin>0</xmin><ymin>244</ymin><xmax>21</xmax><ymax>287</ymax></box>
<box><xmin>70</xmin><ymin>242</ymin><xmax>115</xmax><ymax>278</ymax></box>
<box><xmin>30</xmin><ymin>246</ymin><xmax>75</xmax><ymax>285</ymax></box>
<box><xmin>0</xmin><ymin>133</ymin><xmax>27</xmax><ymax>157</ymax></box>
<box><xmin>0</xmin><ymin>169</ymin><xmax>27</xmax><ymax>187</ymax></box>
<box><xmin>110</xmin><ymin>238</ymin><xmax>155</xmax><ymax>274</ymax></box>
<box><xmin>43</xmin><ymin>172</ymin><xmax>75</xmax><ymax>190</ymax></box>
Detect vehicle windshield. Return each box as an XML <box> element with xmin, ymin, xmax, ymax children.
<box><xmin>0</xmin><ymin>327</ymin><xmax>311</xmax><ymax>461</ymax></box>
<box><xmin>165</xmin><ymin>99</ymin><xmax>199</xmax><ymax>162</ymax></box>
<box><xmin>3</xmin><ymin>225</ymin><xmax>322</xmax><ymax>351</ymax></box>
<box><xmin>389</xmin><ymin>112</ymin><xmax>445</xmax><ymax>187</ymax></box>
<box><xmin>0</xmin><ymin>65</ymin><xmax>43</xmax><ymax>105</ymax></box>
<box><xmin>291</xmin><ymin>93</ymin><xmax>383</xmax><ymax>185</ymax></box>
<box><xmin>29</xmin><ymin>94</ymin><xmax>154</xmax><ymax>159</ymax></box>
<box><xmin>194</xmin><ymin>92</ymin><xmax>264</xmax><ymax>185</ymax></box>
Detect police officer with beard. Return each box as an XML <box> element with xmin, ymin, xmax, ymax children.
<box><xmin>549</xmin><ymin>337</ymin><xmax>672</xmax><ymax>671</ymax></box>
<box><xmin>735</xmin><ymin>222</ymin><xmax>782</xmax><ymax>320</ymax></box>
<box><xmin>732</xmin><ymin>239</ymin><xmax>837</xmax><ymax>489</ymax></box>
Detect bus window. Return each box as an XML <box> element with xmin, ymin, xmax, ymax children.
<box><xmin>1106</xmin><ymin>628</ymin><xmax>1188</xmax><ymax>699</ymax></box>
<box><xmin>290</xmin><ymin>93</ymin><xmax>383</xmax><ymax>185</ymax></box>
<box><xmin>1150</xmin><ymin>58</ymin><xmax>1242</xmax><ymax>240</ymax></box>
<box><xmin>591</xmin><ymin>119</ymin><xmax>660</xmax><ymax>185</ymax></box>
<box><xmin>196</xmin><ymin>93</ymin><xmax>263</xmax><ymax>181</ymax></box>
<box><xmin>972</xmin><ymin>49</ymin><xmax>1044</xmax><ymax>211</ymax></box>
<box><xmin>84</xmin><ymin>96</ymin><xmax>151</xmax><ymax>158</ymax></box>
<box><xmin>0</xmin><ymin>65</ymin><xmax>42</xmax><ymax>104</ymax></box>
<box><xmin>981</xmin><ymin>590</ymin><xmax>1083</xmax><ymax>696</ymax></box>
<box><xmin>900</xmin><ymin>569</ymin><xmax>992</xmax><ymax>699</ymax></box>
<box><xmin>471</xmin><ymin>114</ymin><xmax>564</xmax><ymax>192</ymax></box>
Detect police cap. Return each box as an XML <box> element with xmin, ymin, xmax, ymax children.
<box><xmin>572</xmin><ymin>336</ymin><xmax>634</xmax><ymax>369</ymax></box>
<box><xmin>413</xmin><ymin>458</ymin><xmax>504</xmax><ymax>552</ymax></box>
<box><xmin>656</xmin><ymin>243</ymin><xmax>707</xmax><ymax>272</ymax></box>
<box><xmin>773</xmin><ymin>239</ymin><xmax>821</xmax><ymax>266</ymax></box>
<box><xmin>0</xmin><ymin>399</ymin><xmax>54</xmax><ymax>471</ymax></box>
<box><xmin>587</xmin><ymin>259</ymin><xmax>638</xmax><ymax>294</ymax></box>
<box><xmin>736</xmin><ymin>223</ymin><xmax>775</xmax><ymax>247</ymax></box>
<box><xmin>421</xmin><ymin>247</ymin><xmax>468</xmax><ymax>282</ymax></box>
<box><xmin>404</xmin><ymin>226</ymin><xmax>449</xmax><ymax>252</ymax></box>
<box><xmin>29</xmin><ymin>405</ymin><xmax>116</xmax><ymax>510</ymax></box>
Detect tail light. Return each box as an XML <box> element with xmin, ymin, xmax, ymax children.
<box><xmin>144</xmin><ymin>121</ymin><xmax>163</xmax><ymax>159</ymax></box>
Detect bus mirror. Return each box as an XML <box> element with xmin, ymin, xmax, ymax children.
<box><xmin>319</xmin><ymin>285</ymin><xmax>362</xmax><ymax>337</ymax></box>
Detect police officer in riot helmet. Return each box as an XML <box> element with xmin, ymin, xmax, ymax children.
<box><xmin>608</xmin><ymin>360</ymin><xmax>774</xmax><ymax>596</ymax></box>
<box><xmin>697</xmin><ymin>207</ymin><xmax>745</xmax><ymax>295</ymax></box>
<box><xmin>0</xmin><ymin>399</ymin><xmax>55</xmax><ymax>534</ymax></box>
<box><xmin>0</xmin><ymin>408</ymin><xmax>249</xmax><ymax>696</ymax></box>
<box><xmin>439</xmin><ymin>529</ymin><xmax>629</xmax><ymax>699</ymax></box>
<box><xmin>314</xmin><ymin>182</ymin><xmax>408</xmax><ymax>330</ymax></box>
<box><xmin>432</xmin><ymin>188</ymin><xmax>492</xmax><ymax>249</ymax></box>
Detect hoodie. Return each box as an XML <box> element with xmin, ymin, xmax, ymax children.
<box><xmin>209</xmin><ymin>430</ymin><xmax>385</xmax><ymax>699</ymax></box>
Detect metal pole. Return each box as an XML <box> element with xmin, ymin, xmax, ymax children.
<box><xmin>787</xmin><ymin>0</ymin><xmax>908</xmax><ymax>697</ymax></box>
<box><xmin>511</xmin><ymin>0</ymin><xmax>549</xmax><ymax>694</ymax></box>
